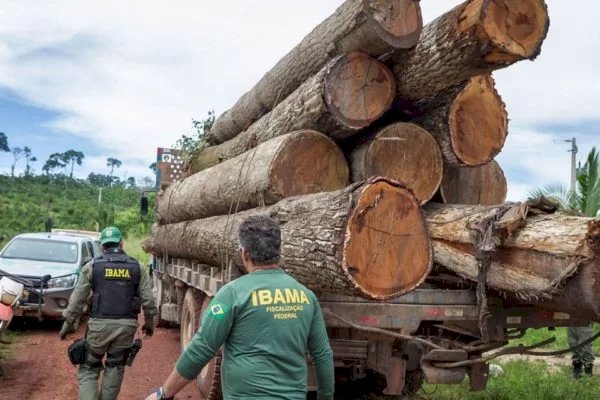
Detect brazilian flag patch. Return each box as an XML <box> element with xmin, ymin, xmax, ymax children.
<box><xmin>208</xmin><ymin>302</ymin><xmax>229</xmax><ymax>320</ymax></box>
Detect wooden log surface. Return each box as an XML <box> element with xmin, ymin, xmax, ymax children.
<box><xmin>413</xmin><ymin>74</ymin><xmax>508</xmax><ymax>166</ymax></box>
<box><xmin>349</xmin><ymin>122</ymin><xmax>443</xmax><ymax>204</ymax></box>
<box><xmin>157</xmin><ymin>130</ymin><xmax>349</xmax><ymax>225</ymax></box>
<box><xmin>189</xmin><ymin>53</ymin><xmax>395</xmax><ymax>173</ymax></box>
<box><xmin>426</xmin><ymin>201</ymin><xmax>600</xmax><ymax>298</ymax></box>
<box><xmin>207</xmin><ymin>0</ymin><xmax>422</xmax><ymax>145</ymax></box>
<box><xmin>439</xmin><ymin>160</ymin><xmax>507</xmax><ymax>205</ymax></box>
<box><xmin>145</xmin><ymin>178</ymin><xmax>432</xmax><ymax>300</ymax></box>
<box><xmin>388</xmin><ymin>0</ymin><xmax>549</xmax><ymax>101</ymax></box>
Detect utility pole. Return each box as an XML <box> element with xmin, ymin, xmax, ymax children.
<box><xmin>567</xmin><ymin>137</ymin><xmax>578</xmax><ymax>193</ymax></box>
<box><xmin>97</xmin><ymin>187</ymin><xmax>103</xmax><ymax>204</ymax></box>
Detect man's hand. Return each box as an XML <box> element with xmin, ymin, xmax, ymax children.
<box><xmin>144</xmin><ymin>392</ymin><xmax>159</xmax><ymax>400</ymax></box>
<box><xmin>145</xmin><ymin>387</ymin><xmax>173</xmax><ymax>400</ymax></box>
<box><xmin>142</xmin><ymin>318</ymin><xmax>154</xmax><ymax>337</ymax></box>
<box><xmin>59</xmin><ymin>321</ymin><xmax>74</xmax><ymax>340</ymax></box>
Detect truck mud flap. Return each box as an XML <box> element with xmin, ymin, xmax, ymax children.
<box><xmin>421</xmin><ymin>349</ymin><xmax>467</xmax><ymax>385</ymax></box>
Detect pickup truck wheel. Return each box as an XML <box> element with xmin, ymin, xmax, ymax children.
<box><xmin>180</xmin><ymin>289</ymin><xmax>222</xmax><ymax>400</ymax></box>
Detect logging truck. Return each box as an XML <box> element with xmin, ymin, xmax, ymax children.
<box><xmin>145</xmin><ymin>148</ymin><xmax>591</xmax><ymax>399</ymax></box>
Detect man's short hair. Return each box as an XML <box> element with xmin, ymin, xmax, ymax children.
<box><xmin>102</xmin><ymin>241</ymin><xmax>120</xmax><ymax>250</ymax></box>
<box><xmin>238</xmin><ymin>215</ymin><xmax>281</xmax><ymax>265</ymax></box>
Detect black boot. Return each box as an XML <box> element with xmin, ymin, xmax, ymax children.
<box><xmin>584</xmin><ymin>363</ymin><xmax>593</xmax><ymax>377</ymax></box>
<box><xmin>573</xmin><ymin>361</ymin><xmax>583</xmax><ymax>379</ymax></box>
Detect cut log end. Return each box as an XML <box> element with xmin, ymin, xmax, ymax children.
<box><xmin>343</xmin><ymin>179</ymin><xmax>431</xmax><ymax>299</ymax></box>
<box><xmin>355</xmin><ymin>123</ymin><xmax>443</xmax><ymax>204</ymax></box>
<box><xmin>440</xmin><ymin>160</ymin><xmax>507</xmax><ymax>205</ymax></box>
<box><xmin>482</xmin><ymin>0</ymin><xmax>550</xmax><ymax>61</ymax></box>
<box><xmin>449</xmin><ymin>75</ymin><xmax>508</xmax><ymax>166</ymax></box>
<box><xmin>270</xmin><ymin>130</ymin><xmax>349</xmax><ymax>198</ymax></box>
<box><xmin>325</xmin><ymin>52</ymin><xmax>396</xmax><ymax>132</ymax></box>
<box><xmin>363</xmin><ymin>0</ymin><xmax>423</xmax><ymax>49</ymax></box>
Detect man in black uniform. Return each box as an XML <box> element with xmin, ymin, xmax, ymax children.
<box><xmin>60</xmin><ymin>226</ymin><xmax>157</xmax><ymax>400</ymax></box>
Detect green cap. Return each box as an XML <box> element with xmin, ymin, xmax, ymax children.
<box><xmin>100</xmin><ymin>226</ymin><xmax>123</xmax><ymax>245</ymax></box>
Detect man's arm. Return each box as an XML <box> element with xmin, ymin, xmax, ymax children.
<box><xmin>307</xmin><ymin>301</ymin><xmax>334</xmax><ymax>400</ymax></box>
<box><xmin>62</xmin><ymin>262</ymin><xmax>92</xmax><ymax>323</ymax></box>
<box><xmin>152</xmin><ymin>285</ymin><xmax>237</xmax><ymax>398</ymax></box>
<box><xmin>139</xmin><ymin>265</ymin><xmax>158</xmax><ymax>319</ymax></box>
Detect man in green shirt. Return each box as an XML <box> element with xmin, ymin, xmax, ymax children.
<box><xmin>146</xmin><ymin>215</ymin><xmax>334</xmax><ymax>400</ymax></box>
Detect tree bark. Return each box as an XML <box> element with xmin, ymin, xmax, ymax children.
<box><xmin>189</xmin><ymin>53</ymin><xmax>396</xmax><ymax>173</ymax></box>
<box><xmin>349</xmin><ymin>122</ymin><xmax>443</xmax><ymax>204</ymax></box>
<box><xmin>537</xmin><ymin>259</ymin><xmax>600</xmax><ymax>321</ymax></box>
<box><xmin>388</xmin><ymin>0</ymin><xmax>549</xmax><ymax>101</ymax></box>
<box><xmin>207</xmin><ymin>0</ymin><xmax>422</xmax><ymax>145</ymax></box>
<box><xmin>426</xmin><ymin>201</ymin><xmax>600</xmax><ymax>298</ymax></box>
<box><xmin>157</xmin><ymin>130</ymin><xmax>349</xmax><ymax>225</ymax></box>
<box><xmin>145</xmin><ymin>178</ymin><xmax>432</xmax><ymax>300</ymax></box>
<box><xmin>413</xmin><ymin>74</ymin><xmax>508</xmax><ymax>166</ymax></box>
<box><xmin>439</xmin><ymin>160</ymin><xmax>507</xmax><ymax>205</ymax></box>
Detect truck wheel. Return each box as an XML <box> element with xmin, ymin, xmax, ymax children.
<box><xmin>180</xmin><ymin>289</ymin><xmax>222</xmax><ymax>400</ymax></box>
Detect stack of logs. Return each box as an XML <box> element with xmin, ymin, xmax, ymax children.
<box><xmin>144</xmin><ymin>0</ymin><xmax>600</xmax><ymax>321</ymax></box>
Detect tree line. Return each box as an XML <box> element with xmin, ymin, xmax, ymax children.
<box><xmin>0</xmin><ymin>131</ymin><xmax>153</xmax><ymax>188</ymax></box>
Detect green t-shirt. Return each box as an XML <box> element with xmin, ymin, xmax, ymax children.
<box><xmin>176</xmin><ymin>268</ymin><xmax>334</xmax><ymax>399</ymax></box>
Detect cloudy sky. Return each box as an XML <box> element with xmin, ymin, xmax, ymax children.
<box><xmin>0</xmin><ymin>0</ymin><xmax>598</xmax><ymax>199</ymax></box>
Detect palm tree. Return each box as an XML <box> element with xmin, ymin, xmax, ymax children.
<box><xmin>106</xmin><ymin>157</ymin><xmax>122</xmax><ymax>186</ymax></box>
<box><xmin>23</xmin><ymin>146</ymin><xmax>37</xmax><ymax>176</ymax></box>
<box><xmin>62</xmin><ymin>150</ymin><xmax>85</xmax><ymax>178</ymax></box>
<box><xmin>10</xmin><ymin>147</ymin><xmax>24</xmax><ymax>177</ymax></box>
<box><xmin>0</xmin><ymin>132</ymin><xmax>8</xmax><ymax>152</ymax></box>
<box><xmin>529</xmin><ymin>147</ymin><xmax>600</xmax><ymax>218</ymax></box>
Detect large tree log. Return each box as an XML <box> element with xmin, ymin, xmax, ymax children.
<box><xmin>189</xmin><ymin>53</ymin><xmax>396</xmax><ymax>173</ymax></box>
<box><xmin>207</xmin><ymin>0</ymin><xmax>422</xmax><ymax>145</ymax></box>
<box><xmin>439</xmin><ymin>160</ymin><xmax>507</xmax><ymax>205</ymax></box>
<box><xmin>413</xmin><ymin>74</ymin><xmax>508</xmax><ymax>166</ymax></box>
<box><xmin>349</xmin><ymin>123</ymin><xmax>443</xmax><ymax>204</ymax></box>
<box><xmin>145</xmin><ymin>178</ymin><xmax>432</xmax><ymax>300</ymax></box>
<box><xmin>157</xmin><ymin>130</ymin><xmax>349</xmax><ymax>225</ymax></box>
<box><xmin>389</xmin><ymin>0</ymin><xmax>549</xmax><ymax>100</ymax></box>
<box><xmin>426</xmin><ymin>201</ymin><xmax>600</xmax><ymax>299</ymax></box>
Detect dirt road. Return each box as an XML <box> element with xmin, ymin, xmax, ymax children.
<box><xmin>0</xmin><ymin>319</ymin><xmax>201</xmax><ymax>399</ymax></box>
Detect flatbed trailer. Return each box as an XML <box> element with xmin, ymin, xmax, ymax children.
<box><xmin>151</xmin><ymin>255</ymin><xmax>586</xmax><ymax>398</ymax></box>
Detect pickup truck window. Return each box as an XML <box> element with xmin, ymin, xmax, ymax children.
<box><xmin>81</xmin><ymin>242</ymin><xmax>92</xmax><ymax>261</ymax></box>
<box><xmin>1</xmin><ymin>238</ymin><xmax>79</xmax><ymax>264</ymax></box>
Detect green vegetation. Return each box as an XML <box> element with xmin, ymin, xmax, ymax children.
<box><xmin>0</xmin><ymin>330</ymin><xmax>20</xmax><ymax>360</ymax></box>
<box><xmin>421</xmin><ymin>360</ymin><xmax>600</xmax><ymax>400</ymax></box>
<box><xmin>0</xmin><ymin>175</ymin><xmax>155</xmax><ymax>248</ymax></box>
<box><xmin>512</xmin><ymin>325</ymin><xmax>600</xmax><ymax>354</ymax></box>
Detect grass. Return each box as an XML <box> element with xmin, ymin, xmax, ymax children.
<box><xmin>511</xmin><ymin>324</ymin><xmax>600</xmax><ymax>353</ymax></box>
<box><xmin>420</xmin><ymin>360</ymin><xmax>600</xmax><ymax>400</ymax></box>
<box><xmin>123</xmin><ymin>235</ymin><xmax>151</xmax><ymax>266</ymax></box>
<box><xmin>0</xmin><ymin>330</ymin><xmax>20</xmax><ymax>360</ymax></box>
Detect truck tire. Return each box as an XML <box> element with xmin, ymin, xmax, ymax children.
<box><xmin>180</xmin><ymin>288</ymin><xmax>222</xmax><ymax>400</ymax></box>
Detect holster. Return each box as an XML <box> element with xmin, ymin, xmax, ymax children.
<box><xmin>67</xmin><ymin>338</ymin><xmax>87</xmax><ymax>365</ymax></box>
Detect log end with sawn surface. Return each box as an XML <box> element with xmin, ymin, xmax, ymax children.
<box><xmin>414</xmin><ymin>74</ymin><xmax>508</xmax><ymax>166</ymax></box>
<box><xmin>439</xmin><ymin>160</ymin><xmax>507</xmax><ymax>205</ymax></box>
<box><xmin>145</xmin><ymin>178</ymin><xmax>432</xmax><ymax>300</ymax></box>
<box><xmin>205</xmin><ymin>0</ymin><xmax>423</xmax><ymax>145</ymax></box>
<box><xmin>349</xmin><ymin>122</ymin><xmax>443</xmax><ymax>204</ymax></box>
<box><xmin>390</xmin><ymin>0</ymin><xmax>550</xmax><ymax>100</ymax></box>
<box><xmin>188</xmin><ymin>52</ymin><xmax>396</xmax><ymax>173</ymax></box>
<box><xmin>158</xmin><ymin>130</ymin><xmax>349</xmax><ymax>225</ymax></box>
